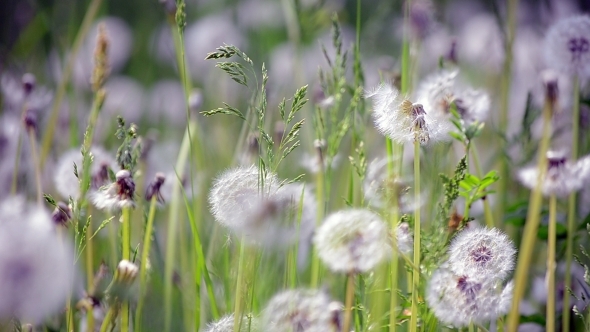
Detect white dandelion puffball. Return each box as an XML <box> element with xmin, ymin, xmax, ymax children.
<box><xmin>447</xmin><ymin>227</ymin><xmax>516</xmax><ymax>282</ymax></box>
<box><xmin>426</xmin><ymin>268</ymin><xmax>513</xmax><ymax>327</ymax></box>
<box><xmin>314</xmin><ymin>209</ymin><xmax>392</xmax><ymax>273</ymax></box>
<box><xmin>262</xmin><ymin>289</ymin><xmax>341</xmax><ymax>332</ymax></box>
<box><xmin>54</xmin><ymin>146</ymin><xmax>118</xmax><ymax>199</ymax></box>
<box><xmin>518</xmin><ymin>152</ymin><xmax>590</xmax><ymax>198</ymax></box>
<box><xmin>544</xmin><ymin>15</ymin><xmax>590</xmax><ymax>77</ymax></box>
<box><xmin>366</xmin><ymin>82</ymin><xmax>450</xmax><ymax>145</ymax></box>
<box><xmin>203</xmin><ymin>314</ymin><xmax>257</xmax><ymax>332</ymax></box>
<box><xmin>0</xmin><ymin>196</ymin><xmax>75</xmax><ymax>323</ymax></box>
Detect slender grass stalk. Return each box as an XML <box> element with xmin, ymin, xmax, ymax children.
<box><xmin>26</xmin><ymin>128</ymin><xmax>43</xmax><ymax>205</ymax></box>
<box><xmin>410</xmin><ymin>140</ymin><xmax>421</xmax><ymax>332</ymax></box>
<box><xmin>85</xmin><ymin>207</ymin><xmax>95</xmax><ymax>332</ymax></box>
<box><xmin>496</xmin><ymin>0</ymin><xmax>518</xmax><ymax>227</ymax></box>
<box><xmin>471</xmin><ymin>146</ymin><xmax>495</xmax><ymax>227</ymax></box>
<box><xmin>562</xmin><ymin>75</ymin><xmax>580</xmax><ymax>331</ymax></box>
<box><xmin>99</xmin><ymin>305</ymin><xmax>115</xmax><ymax>332</ymax></box>
<box><xmin>547</xmin><ymin>194</ymin><xmax>557</xmax><ymax>332</ymax></box>
<box><xmin>135</xmin><ymin>196</ymin><xmax>158</xmax><ymax>330</ymax></box>
<box><xmin>121</xmin><ymin>207</ymin><xmax>131</xmax><ymax>332</ymax></box>
<box><xmin>163</xmin><ymin>121</ymin><xmax>196</xmax><ymax>332</ymax></box>
<box><xmin>39</xmin><ymin>0</ymin><xmax>104</xmax><ymax>168</ymax></box>
<box><xmin>310</xmin><ymin>164</ymin><xmax>324</xmax><ymax>288</ymax></box>
<box><xmin>506</xmin><ymin>90</ymin><xmax>553</xmax><ymax>331</ymax></box>
<box><xmin>342</xmin><ymin>273</ymin><xmax>356</xmax><ymax>332</ymax></box>
<box><xmin>233</xmin><ymin>239</ymin><xmax>247</xmax><ymax>332</ymax></box>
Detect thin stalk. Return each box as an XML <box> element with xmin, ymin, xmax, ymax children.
<box><xmin>410</xmin><ymin>140</ymin><xmax>421</xmax><ymax>332</ymax></box>
<box><xmin>10</xmin><ymin>129</ymin><xmax>23</xmax><ymax>194</ymax></box>
<box><xmin>496</xmin><ymin>0</ymin><xmax>518</xmax><ymax>226</ymax></box>
<box><xmin>311</xmin><ymin>163</ymin><xmax>325</xmax><ymax>288</ymax></box>
<box><xmin>388</xmin><ymin>144</ymin><xmax>401</xmax><ymax>332</ymax></box>
<box><xmin>27</xmin><ymin>129</ymin><xmax>43</xmax><ymax>205</ymax></box>
<box><xmin>471</xmin><ymin>146</ymin><xmax>495</xmax><ymax>227</ymax></box>
<box><xmin>233</xmin><ymin>239</ymin><xmax>247</xmax><ymax>332</ymax></box>
<box><xmin>40</xmin><ymin>0</ymin><xmax>104</xmax><ymax>167</ymax></box>
<box><xmin>99</xmin><ymin>306</ymin><xmax>115</xmax><ymax>332</ymax></box>
<box><xmin>506</xmin><ymin>93</ymin><xmax>553</xmax><ymax>331</ymax></box>
<box><xmin>85</xmin><ymin>207</ymin><xmax>95</xmax><ymax>332</ymax></box>
<box><xmin>163</xmin><ymin>121</ymin><xmax>195</xmax><ymax>332</ymax></box>
<box><xmin>547</xmin><ymin>195</ymin><xmax>557</xmax><ymax>332</ymax></box>
<box><xmin>135</xmin><ymin>196</ymin><xmax>158</xmax><ymax>330</ymax></box>
<box><xmin>342</xmin><ymin>273</ymin><xmax>356</xmax><ymax>332</ymax></box>
<box><xmin>121</xmin><ymin>207</ymin><xmax>131</xmax><ymax>332</ymax></box>
<box><xmin>562</xmin><ymin>75</ymin><xmax>580</xmax><ymax>331</ymax></box>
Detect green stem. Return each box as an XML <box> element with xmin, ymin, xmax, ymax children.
<box><xmin>342</xmin><ymin>273</ymin><xmax>356</xmax><ymax>332</ymax></box>
<box><xmin>233</xmin><ymin>239</ymin><xmax>247</xmax><ymax>332</ymax></box>
<box><xmin>410</xmin><ymin>140</ymin><xmax>421</xmax><ymax>332</ymax></box>
<box><xmin>39</xmin><ymin>0</ymin><xmax>104</xmax><ymax>168</ymax></box>
<box><xmin>562</xmin><ymin>75</ymin><xmax>580</xmax><ymax>332</ymax></box>
<box><xmin>99</xmin><ymin>305</ymin><xmax>115</xmax><ymax>332</ymax></box>
<box><xmin>135</xmin><ymin>196</ymin><xmax>158</xmax><ymax>330</ymax></box>
<box><xmin>506</xmin><ymin>91</ymin><xmax>553</xmax><ymax>331</ymax></box>
<box><xmin>310</xmin><ymin>164</ymin><xmax>325</xmax><ymax>288</ymax></box>
<box><xmin>163</xmin><ymin>120</ymin><xmax>195</xmax><ymax>332</ymax></box>
<box><xmin>496</xmin><ymin>0</ymin><xmax>518</xmax><ymax>227</ymax></box>
<box><xmin>85</xmin><ymin>207</ymin><xmax>95</xmax><ymax>332</ymax></box>
<box><xmin>471</xmin><ymin>146</ymin><xmax>495</xmax><ymax>227</ymax></box>
<box><xmin>121</xmin><ymin>207</ymin><xmax>131</xmax><ymax>332</ymax></box>
<box><xmin>27</xmin><ymin>128</ymin><xmax>43</xmax><ymax>205</ymax></box>
<box><xmin>547</xmin><ymin>195</ymin><xmax>557</xmax><ymax>332</ymax></box>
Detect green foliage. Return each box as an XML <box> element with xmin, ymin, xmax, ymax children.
<box><xmin>115</xmin><ymin>116</ymin><xmax>142</xmax><ymax>173</ymax></box>
<box><xmin>458</xmin><ymin>170</ymin><xmax>499</xmax><ymax>213</ymax></box>
<box><xmin>437</xmin><ymin>155</ymin><xmax>468</xmax><ymax>223</ymax></box>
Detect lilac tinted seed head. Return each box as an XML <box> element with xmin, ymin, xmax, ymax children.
<box><xmin>21</xmin><ymin>73</ymin><xmax>36</xmax><ymax>95</ymax></box>
<box><xmin>426</xmin><ymin>268</ymin><xmax>514</xmax><ymax>327</ymax></box>
<box><xmin>52</xmin><ymin>202</ymin><xmax>72</xmax><ymax>226</ymax></box>
<box><xmin>262</xmin><ymin>289</ymin><xmax>341</xmax><ymax>332</ymax></box>
<box><xmin>447</xmin><ymin>227</ymin><xmax>516</xmax><ymax>282</ymax></box>
<box><xmin>544</xmin><ymin>15</ymin><xmax>590</xmax><ymax>77</ymax></box>
<box><xmin>90</xmin><ymin>169</ymin><xmax>136</xmax><ymax>211</ymax></box>
<box><xmin>314</xmin><ymin>209</ymin><xmax>391</xmax><ymax>274</ymax></box>
<box><xmin>0</xmin><ymin>196</ymin><xmax>75</xmax><ymax>323</ymax></box>
<box><xmin>145</xmin><ymin>172</ymin><xmax>166</xmax><ymax>204</ymax></box>
<box><xmin>518</xmin><ymin>152</ymin><xmax>590</xmax><ymax>197</ymax></box>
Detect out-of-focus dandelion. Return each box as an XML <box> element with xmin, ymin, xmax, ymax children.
<box><xmin>203</xmin><ymin>314</ymin><xmax>257</xmax><ymax>332</ymax></box>
<box><xmin>517</xmin><ymin>150</ymin><xmax>590</xmax><ymax>197</ymax></box>
<box><xmin>366</xmin><ymin>82</ymin><xmax>450</xmax><ymax>145</ymax></box>
<box><xmin>544</xmin><ymin>15</ymin><xmax>590</xmax><ymax>77</ymax></box>
<box><xmin>261</xmin><ymin>289</ymin><xmax>341</xmax><ymax>332</ymax></box>
<box><xmin>0</xmin><ymin>196</ymin><xmax>75</xmax><ymax>324</ymax></box>
<box><xmin>426</xmin><ymin>267</ymin><xmax>513</xmax><ymax>327</ymax></box>
<box><xmin>90</xmin><ymin>169</ymin><xmax>136</xmax><ymax>211</ymax></box>
<box><xmin>363</xmin><ymin>157</ymin><xmax>417</xmax><ymax>211</ymax></box>
<box><xmin>396</xmin><ymin>222</ymin><xmax>414</xmax><ymax>256</ymax></box>
<box><xmin>314</xmin><ymin>208</ymin><xmax>391</xmax><ymax>274</ymax></box>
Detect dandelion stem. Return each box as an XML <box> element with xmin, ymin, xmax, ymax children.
<box><xmin>311</xmin><ymin>163</ymin><xmax>325</xmax><ymax>288</ymax></box>
<box><xmin>410</xmin><ymin>140</ymin><xmax>421</xmax><ymax>332</ymax></box>
<box><xmin>39</xmin><ymin>0</ymin><xmax>103</xmax><ymax>168</ymax></box>
<box><xmin>27</xmin><ymin>128</ymin><xmax>43</xmax><ymax>205</ymax></box>
<box><xmin>121</xmin><ymin>207</ymin><xmax>131</xmax><ymax>332</ymax></box>
<box><xmin>85</xmin><ymin>208</ymin><xmax>95</xmax><ymax>332</ymax></box>
<box><xmin>233</xmin><ymin>239</ymin><xmax>247</xmax><ymax>332</ymax></box>
<box><xmin>547</xmin><ymin>194</ymin><xmax>557</xmax><ymax>332</ymax></box>
<box><xmin>507</xmin><ymin>85</ymin><xmax>553</xmax><ymax>331</ymax></box>
<box><xmin>99</xmin><ymin>305</ymin><xmax>115</xmax><ymax>332</ymax></box>
<box><xmin>135</xmin><ymin>195</ymin><xmax>158</xmax><ymax>330</ymax></box>
<box><xmin>563</xmin><ymin>75</ymin><xmax>580</xmax><ymax>332</ymax></box>
<box><xmin>343</xmin><ymin>273</ymin><xmax>356</xmax><ymax>332</ymax></box>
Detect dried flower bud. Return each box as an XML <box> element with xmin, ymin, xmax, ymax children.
<box><xmin>23</xmin><ymin>109</ymin><xmax>37</xmax><ymax>132</ymax></box>
<box><xmin>145</xmin><ymin>172</ymin><xmax>166</xmax><ymax>203</ymax></box>
<box><xmin>21</xmin><ymin>73</ymin><xmax>36</xmax><ymax>96</ymax></box>
<box><xmin>116</xmin><ymin>260</ymin><xmax>138</xmax><ymax>284</ymax></box>
<box><xmin>52</xmin><ymin>202</ymin><xmax>71</xmax><ymax>226</ymax></box>
<box><xmin>541</xmin><ymin>70</ymin><xmax>559</xmax><ymax>109</ymax></box>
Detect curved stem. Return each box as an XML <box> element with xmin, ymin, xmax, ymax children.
<box><xmin>547</xmin><ymin>195</ymin><xmax>557</xmax><ymax>332</ymax></box>
<box><xmin>410</xmin><ymin>141</ymin><xmax>421</xmax><ymax>332</ymax></box>
<box><xmin>506</xmin><ymin>91</ymin><xmax>553</xmax><ymax>331</ymax></box>
<box><xmin>562</xmin><ymin>75</ymin><xmax>580</xmax><ymax>332</ymax></box>
<box><xmin>135</xmin><ymin>196</ymin><xmax>158</xmax><ymax>330</ymax></box>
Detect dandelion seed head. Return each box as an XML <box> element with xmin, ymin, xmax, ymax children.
<box><xmin>364</xmin><ymin>157</ymin><xmax>420</xmax><ymax>212</ymax></box>
<box><xmin>0</xmin><ymin>196</ymin><xmax>75</xmax><ymax>323</ymax></box>
<box><xmin>203</xmin><ymin>314</ymin><xmax>257</xmax><ymax>332</ymax></box>
<box><xmin>517</xmin><ymin>152</ymin><xmax>590</xmax><ymax>197</ymax></box>
<box><xmin>426</xmin><ymin>268</ymin><xmax>513</xmax><ymax>327</ymax></box>
<box><xmin>544</xmin><ymin>15</ymin><xmax>590</xmax><ymax>77</ymax></box>
<box><xmin>314</xmin><ymin>209</ymin><xmax>391</xmax><ymax>273</ymax></box>
<box><xmin>367</xmin><ymin>82</ymin><xmax>449</xmax><ymax>144</ymax></box>
<box><xmin>0</xmin><ymin>73</ymin><xmax>52</xmax><ymax>114</ymax></box>
<box><xmin>396</xmin><ymin>222</ymin><xmax>414</xmax><ymax>256</ymax></box>
<box><xmin>262</xmin><ymin>289</ymin><xmax>340</xmax><ymax>332</ymax></box>
<box><xmin>447</xmin><ymin>227</ymin><xmax>516</xmax><ymax>282</ymax></box>
<box><xmin>90</xmin><ymin>169</ymin><xmax>136</xmax><ymax>211</ymax></box>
